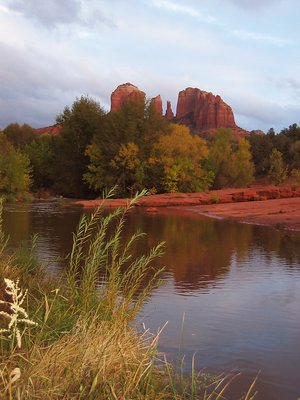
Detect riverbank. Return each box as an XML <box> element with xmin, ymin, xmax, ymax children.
<box><xmin>73</xmin><ymin>184</ymin><xmax>300</xmax><ymax>231</ymax></box>
<box><xmin>184</xmin><ymin>197</ymin><xmax>300</xmax><ymax>231</ymax></box>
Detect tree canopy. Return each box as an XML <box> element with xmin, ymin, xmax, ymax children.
<box><xmin>149</xmin><ymin>124</ymin><xmax>213</xmax><ymax>192</ymax></box>
<box><xmin>54</xmin><ymin>96</ymin><xmax>106</xmax><ymax>197</ymax></box>
<box><xmin>0</xmin><ymin>134</ymin><xmax>31</xmax><ymax>197</ymax></box>
<box><xmin>2</xmin><ymin>94</ymin><xmax>298</xmax><ymax>199</ymax></box>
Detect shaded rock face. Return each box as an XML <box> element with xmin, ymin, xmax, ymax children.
<box><xmin>165</xmin><ymin>101</ymin><xmax>174</xmax><ymax>120</ymax></box>
<box><xmin>111</xmin><ymin>83</ymin><xmax>145</xmax><ymax>112</ymax></box>
<box><xmin>151</xmin><ymin>95</ymin><xmax>163</xmax><ymax>115</ymax></box>
<box><xmin>176</xmin><ymin>88</ymin><xmax>236</xmax><ymax>131</ymax></box>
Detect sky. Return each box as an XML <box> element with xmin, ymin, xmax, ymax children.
<box><xmin>0</xmin><ymin>0</ymin><xmax>299</xmax><ymax>132</ymax></box>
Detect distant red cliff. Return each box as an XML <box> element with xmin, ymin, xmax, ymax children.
<box><xmin>175</xmin><ymin>87</ymin><xmax>235</xmax><ymax>131</ymax></box>
<box><xmin>36</xmin><ymin>83</ymin><xmax>251</xmax><ymax>137</ymax></box>
<box><xmin>110</xmin><ymin>83</ymin><xmax>250</xmax><ymax>137</ymax></box>
<box><xmin>111</xmin><ymin>82</ymin><xmax>145</xmax><ymax>112</ymax></box>
<box><xmin>35</xmin><ymin>124</ymin><xmax>61</xmax><ymax>136</ymax></box>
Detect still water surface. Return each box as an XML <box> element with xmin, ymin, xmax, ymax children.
<box><xmin>3</xmin><ymin>201</ymin><xmax>300</xmax><ymax>400</ymax></box>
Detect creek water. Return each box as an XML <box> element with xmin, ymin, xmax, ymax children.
<box><xmin>3</xmin><ymin>201</ymin><xmax>300</xmax><ymax>400</ymax></box>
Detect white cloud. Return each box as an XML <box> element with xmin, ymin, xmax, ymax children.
<box><xmin>5</xmin><ymin>0</ymin><xmax>115</xmax><ymax>28</ymax></box>
<box><xmin>0</xmin><ymin>4</ymin><xmax>11</xmax><ymax>14</ymax></box>
<box><xmin>268</xmin><ymin>77</ymin><xmax>300</xmax><ymax>102</ymax></box>
<box><xmin>230</xmin><ymin>92</ymin><xmax>299</xmax><ymax>131</ymax></box>
<box><xmin>7</xmin><ymin>0</ymin><xmax>81</xmax><ymax>27</ymax></box>
<box><xmin>221</xmin><ymin>0</ymin><xmax>283</xmax><ymax>11</ymax></box>
<box><xmin>231</xmin><ymin>29</ymin><xmax>293</xmax><ymax>47</ymax></box>
<box><xmin>151</xmin><ymin>0</ymin><xmax>217</xmax><ymax>23</ymax></box>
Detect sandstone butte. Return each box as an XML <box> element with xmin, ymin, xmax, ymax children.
<box><xmin>111</xmin><ymin>82</ymin><xmax>146</xmax><ymax>112</ymax></box>
<box><xmin>35</xmin><ymin>82</ymin><xmax>252</xmax><ymax>137</ymax></box>
<box><xmin>110</xmin><ymin>83</ymin><xmax>250</xmax><ymax>137</ymax></box>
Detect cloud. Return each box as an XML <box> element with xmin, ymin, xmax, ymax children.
<box><xmin>269</xmin><ymin>77</ymin><xmax>300</xmax><ymax>101</ymax></box>
<box><xmin>230</xmin><ymin>92</ymin><xmax>299</xmax><ymax>131</ymax></box>
<box><xmin>151</xmin><ymin>0</ymin><xmax>217</xmax><ymax>23</ymax></box>
<box><xmin>6</xmin><ymin>0</ymin><xmax>115</xmax><ymax>28</ymax></box>
<box><xmin>7</xmin><ymin>0</ymin><xmax>81</xmax><ymax>27</ymax></box>
<box><xmin>231</xmin><ymin>29</ymin><xmax>292</xmax><ymax>47</ymax></box>
<box><xmin>272</xmin><ymin>77</ymin><xmax>300</xmax><ymax>90</ymax></box>
<box><xmin>221</xmin><ymin>0</ymin><xmax>283</xmax><ymax>11</ymax></box>
<box><xmin>0</xmin><ymin>40</ymin><xmax>113</xmax><ymax>128</ymax></box>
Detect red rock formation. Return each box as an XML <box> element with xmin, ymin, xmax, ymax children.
<box><xmin>36</xmin><ymin>84</ymin><xmax>253</xmax><ymax>139</ymax></box>
<box><xmin>106</xmin><ymin>83</ymin><xmax>251</xmax><ymax>136</ymax></box>
<box><xmin>151</xmin><ymin>95</ymin><xmax>163</xmax><ymax>115</ymax></box>
<box><xmin>111</xmin><ymin>83</ymin><xmax>145</xmax><ymax>112</ymax></box>
<box><xmin>35</xmin><ymin>124</ymin><xmax>61</xmax><ymax>136</ymax></box>
<box><xmin>176</xmin><ymin>87</ymin><xmax>236</xmax><ymax>131</ymax></box>
<box><xmin>165</xmin><ymin>101</ymin><xmax>174</xmax><ymax>120</ymax></box>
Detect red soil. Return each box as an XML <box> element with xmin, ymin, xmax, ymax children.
<box><xmin>189</xmin><ymin>197</ymin><xmax>300</xmax><ymax>231</ymax></box>
<box><xmin>73</xmin><ymin>184</ymin><xmax>300</xmax><ymax>231</ymax></box>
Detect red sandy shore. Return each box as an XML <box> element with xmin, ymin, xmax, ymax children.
<box><xmin>73</xmin><ymin>184</ymin><xmax>300</xmax><ymax>231</ymax></box>
<box><xmin>186</xmin><ymin>197</ymin><xmax>300</xmax><ymax>231</ymax></box>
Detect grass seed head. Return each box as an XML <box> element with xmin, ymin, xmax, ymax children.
<box><xmin>0</xmin><ymin>278</ymin><xmax>37</xmax><ymax>348</ymax></box>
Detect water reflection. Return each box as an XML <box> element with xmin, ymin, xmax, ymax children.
<box><xmin>3</xmin><ymin>203</ymin><xmax>300</xmax><ymax>285</ymax></box>
<box><xmin>3</xmin><ymin>202</ymin><xmax>300</xmax><ymax>400</ymax></box>
<box><xmin>122</xmin><ymin>209</ymin><xmax>300</xmax><ymax>292</ymax></box>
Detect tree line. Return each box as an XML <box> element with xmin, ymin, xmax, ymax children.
<box><xmin>0</xmin><ymin>95</ymin><xmax>299</xmax><ymax>199</ymax></box>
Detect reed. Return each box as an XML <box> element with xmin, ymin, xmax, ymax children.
<box><xmin>0</xmin><ymin>193</ymin><xmax>257</xmax><ymax>399</ymax></box>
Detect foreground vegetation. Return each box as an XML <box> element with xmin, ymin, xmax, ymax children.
<box><xmin>0</xmin><ymin>195</ymin><xmax>256</xmax><ymax>399</ymax></box>
<box><xmin>1</xmin><ymin>95</ymin><xmax>299</xmax><ymax>200</ymax></box>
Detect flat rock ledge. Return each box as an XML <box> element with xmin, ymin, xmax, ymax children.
<box><xmin>74</xmin><ymin>185</ymin><xmax>300</xmax><ymax>209</ymax></box>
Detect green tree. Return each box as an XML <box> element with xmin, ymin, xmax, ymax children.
<box><xmin>149</xmin><ymin>124</ymin><xmax>213</xmax><ymax>193</ymax></box>
<box><xmin>83</xmin><ymin>143</ymin><xmax>106</xmax><ymax>192</ymax></box>
<box><xmin>0</xmin><ymin>134</ymin><xmax>31</xmax><ymax>196</ymax></box>
<box><xmin>85</xmin><ymin>97</ymin><xmax>169</xmax><ymax>196</ymax></box>
<box><xmin>209</xmin><ymin>128</ymin><xmax>234</xmax><ymax>188</ymax></box>
<box><xmin>26</xmin><ymin>134</ymin><xmax>56</xmax><ymax>190</ymax></box>
<box><xmin>248</xmin><ymin>133</ymin><xmax>273</xmax><ymax>176</ymax></box>
<box><xmin>210</xmin><ymin>129</ymin><xmax>254</xmax><ymax>188</ymax></box>
<box><xmin>54</xmin><ymin>96</ymin><xmax>106</xmax><ymax>197</ymax></box>
<box><xmin>268</xmin><ymin>148</ymin><xmax>287</xmax><ymax>185</ymax></box>
<box><xmin>276</xmin><ymin>124</ymin><xmax>300</xmax><ymax>169</ymax></box>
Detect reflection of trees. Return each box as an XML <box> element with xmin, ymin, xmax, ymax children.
<box><xmin>123</xmin><ymin>210</ymin><xmax>300</xmax><ymax>292</ymax></box>
<box><xmin>251</xmin><ymin>226</ymin><xmax>300</xmax><ymax>265</ymax></box>
<box><xmin>4</xmin><ymin>204</ymin><xmax>300</xmax><ymax>293</ymax></box>
<box><xmin>4</xmin><ymin>202</ymin><xmax>82</xmax><ymax>267</ymax></box>
<box><xmin>122</xmin><ymin>211</ymin><xmax>255</xmax><ymax>291</ymax></box>
<box><xmin>3</xmin><ymin>204</ymin><xmax>32</xmax><ymax>246</ymax></box>
<box><xmin>278</xmin><ymin>233</ymin><xmax>300</xmax><ymax>265</ymax></box>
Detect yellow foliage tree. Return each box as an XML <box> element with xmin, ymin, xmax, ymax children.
<box><xmin>110</xmin><ymin>142</ymin><xmax>141</xmax><ymax>194</ymax></box>
<box><xmin>228</xmin><ymin>138</ymin><xmax>255</xmax><ymax>187</ymax></box>
<box><xmin>0</xmin><ymin>134</ymin><xmax>31</xmax><ymax>197</ymax></box>
<box><xmin>149</xmin><ymin>124</ymin><xmax>214</xmax><ymax>192</ymax></box>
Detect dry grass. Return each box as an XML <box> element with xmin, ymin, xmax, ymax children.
<box><xmin>13</xmin><ymin>319</ymin><xmax>165</xmax><ymax>399</ymax></box>
<box><xmin>0</xmin><ymin>193</ymin><xmax>257</xmax><ymax>399</ymax></box>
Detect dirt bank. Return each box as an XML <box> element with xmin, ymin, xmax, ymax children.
<box><xmin>73</xmin><ymin>184</ymin><xmax>300</xmax><ymax>231</ymax></box>
<box><xmin>184</xmin><ymin>197</ymin><xmax>300</xmax><ymax>231</ymax></box>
